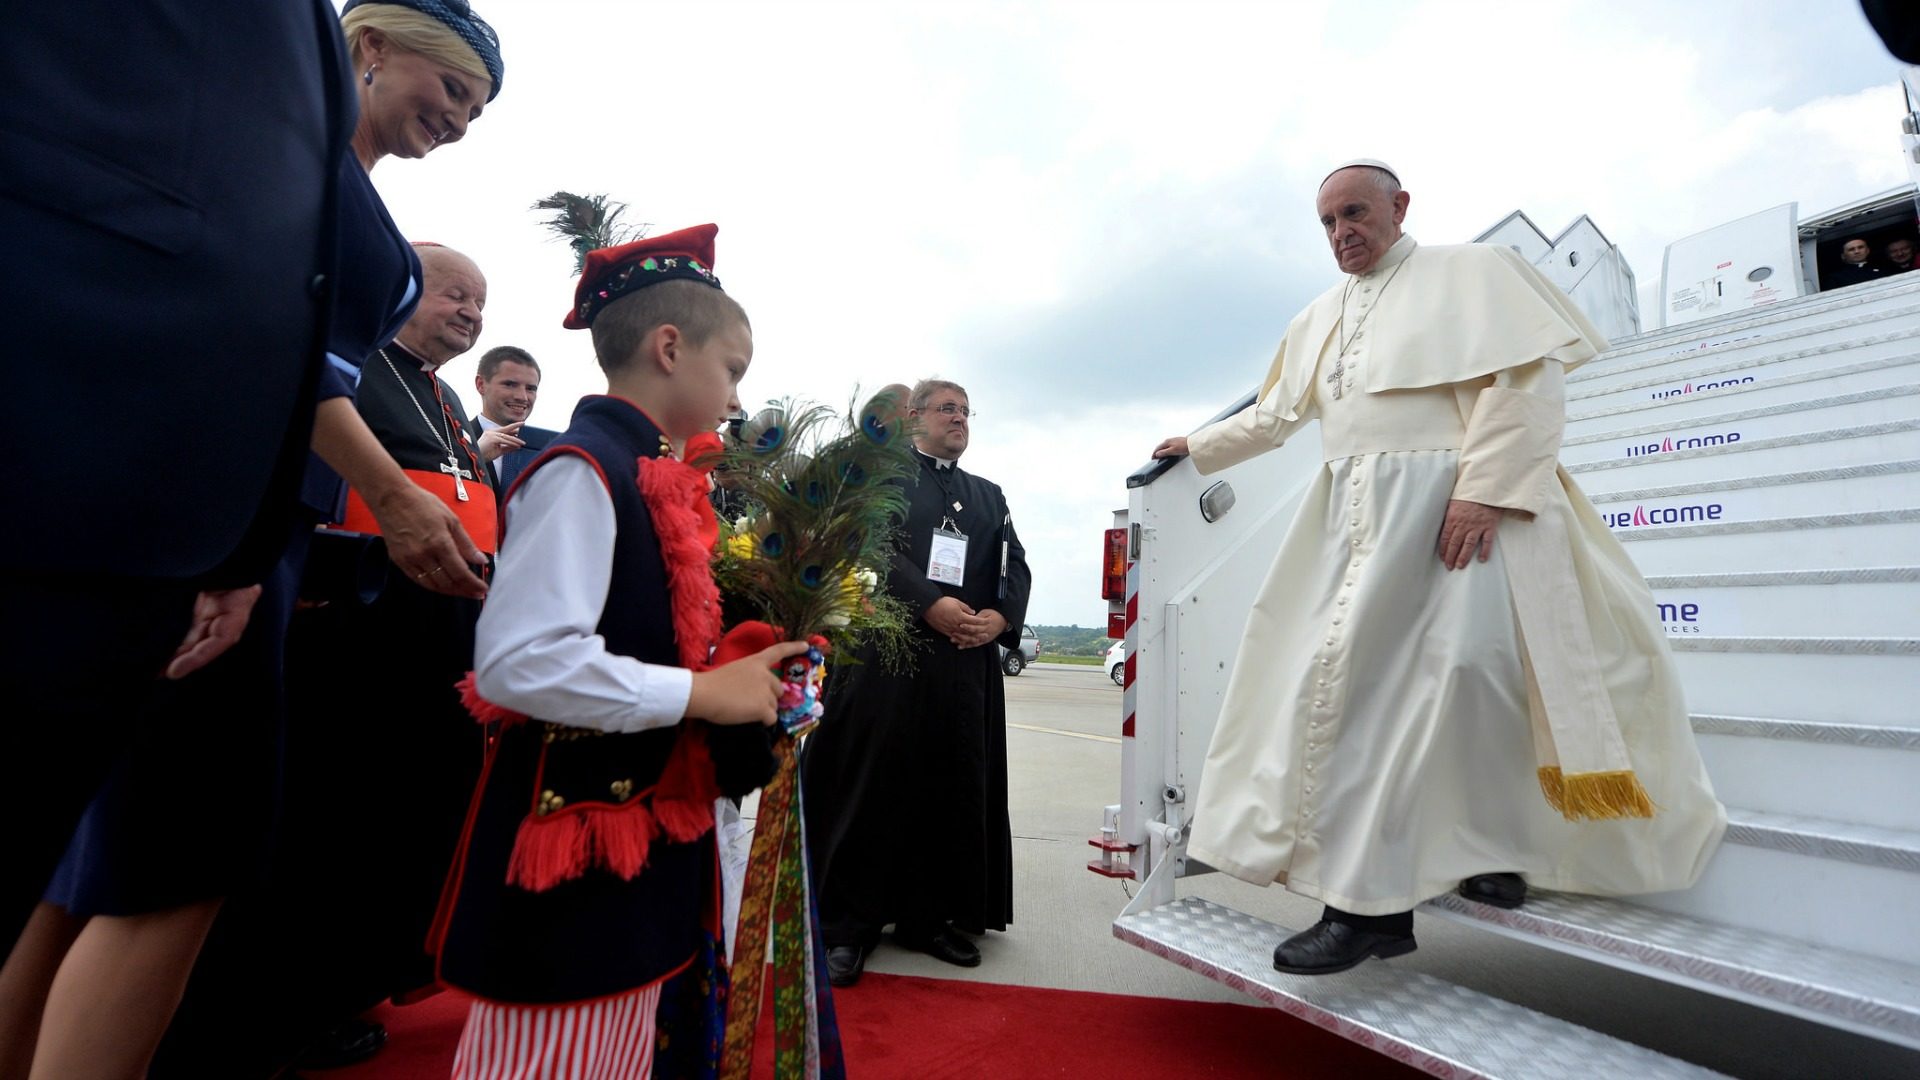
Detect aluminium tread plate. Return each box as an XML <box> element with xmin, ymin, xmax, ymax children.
<box><xmin>1112</xmin><ymin>897</ymin><xmax>1724</xmax><ymax>1079</ymax></box>
<box><xmin>1421</xmin><ymin>890</ymin><xmax>1920</xmax><ymax>1050</ymax></box>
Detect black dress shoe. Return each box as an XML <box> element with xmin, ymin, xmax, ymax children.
<box><xmin>894</xmin><ymin>923</ymin><xmax>982</xmax><ymax>968</ymax></box>
<box><xmin>291</xmin><ymin>1017</ymin><xmax>388</xmax><ymax>1071</ymax></box>
<box><xmin>1459</xmin><ymin>872</ymin><xmax>1527</xmax><ymax>909</ymax></box>
<box><xmin>1272</xmin><ymin>920</ymin><xmax>1416</xmax><ymax>975</ymax></box>
<box><xmin>826</xmin><ymin>944</ymin><xmax>868</xmax><ymax>987</ymax></box>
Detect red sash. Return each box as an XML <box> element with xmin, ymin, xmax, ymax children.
<box><xmin>338</xmin><ymin>468</ymin><xmax>499</xmax><ymax>554</ymax></box>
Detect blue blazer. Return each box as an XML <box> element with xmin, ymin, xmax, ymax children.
<box><xmin>470</xmin><ymin>419</ymin><xmax>559</xmax><ymax>494</ymax></box>
<box><xmin>1</xmin><ymin>1</ymin><xmax>353</xmax><ymax>583</ymax></box>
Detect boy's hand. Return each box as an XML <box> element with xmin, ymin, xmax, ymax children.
<box><xmin>689</xmin><ymin>640</ymin><xmax>814</xmax><ymax>726</ymax></box>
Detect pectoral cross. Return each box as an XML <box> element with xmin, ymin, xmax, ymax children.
<box><xmin>441</xmin><ymin>454</ymin><xmax>473</xmax><ymax>502</ymax></box>
<box><xmin>1325</xmin><ymin>357</ymin><xmax>1345</xmax><ymax>401</ymax></box>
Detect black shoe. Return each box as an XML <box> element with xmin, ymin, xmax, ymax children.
<box><xmin>826</xmin><ymin>944</ymin><xmax>868</xmax><ymax>987</ymax></box>
<box><xmin>291</xmin><ymin>1017</ymin><xmax>388</xmax><ymax>1071</ymax></box>
<box><xmin>894</xmin><ymin>923</ymin><xmax>982</xmax><ymax>968</ymax></box>
<box><xmin>1459</xmin><ymin>872</ymin><xmax>1527</xmax><ymax>909</ymax></box>
<box><xmin>1272</xmin><ymin>920</ymin><xmax>1416</xmax><ymax>975</ymax></box>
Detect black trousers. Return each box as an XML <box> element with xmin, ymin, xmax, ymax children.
<box><xmin>1323</xmin><ymin>905</ymin><xmax>1414</xmax><ymax>936</ymax></box>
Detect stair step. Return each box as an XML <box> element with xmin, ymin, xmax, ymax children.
<box><xmin>1567</xmin><ymin>419</ymin><xmax>1920</xmax><ymax>491</ymax></box>
<box><xmin>1113</xmin><ymin>896</ymin><xmax>1726</xmax><ymax>1079</ymax></box>
<box><xmin>1596</xmin><ymin>281</ymin><xmax>1920</xmax><ymax>362</ymax></box>
<box><xmin>1588</xmin><ymin>461</ymin><xmax>1920</xmax><ymax>533</ymax></box>
<box><xmin>1635</xmin><ymin>807</ymin><xmax>1920</xmax><ymax>967</ymax></box>
<box><xmin>1690</xmin><ymin>713</ymin><xmax>1920</xmax><ymax>749</ymax></box>
<box><xmin>1613</xmin><ymin>509</ymin><xmax>1920</xmax><ymax>575</ymax></box>
<box><xmin>1692</xmin><ymin>714</ymin><xmax>1920</xmax><ymax>829</ymax></box>
<box><xmin>1561</xmin><ymin>385</ymin><xmax>1920</xmax><ymax>465</ymax></box>
<box><xmin>1571</xmin><ymin>326</ymin><xmax>1920</xmax><ymax>399</ymax></box>
<box><xmin>1670</xmin><ymin>648</ymin><xmax>1918</xmax><ymax>726</ymax></box>
<box><xmin>1420</xmin><ymin>890</ymin><xmax>1920</xmax><ymax>1051</ymax></box>
<box><xmin>1569</xmin><ymin>354</ymin><xmax>1920</xmax><ymax>430</ymax></box>
<box><xmin>1723</xmin><ymin>807</ymin><xmax>1920</xmax><ymax>874</ymax></box>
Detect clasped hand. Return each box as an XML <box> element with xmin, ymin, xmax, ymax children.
<box><xmin>926</xmin><ymin>595</ymin><xmax>1005</xmax><ymax>649</ymax></box>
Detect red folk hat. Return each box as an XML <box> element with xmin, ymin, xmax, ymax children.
<box><xmin>564</xmin><ymin>223</ymin><xmax>723</xmax><ymax>329</ymax></box>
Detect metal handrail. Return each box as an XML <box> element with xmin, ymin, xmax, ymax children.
<box><xmin>1125</xmin><ymin>390</ymin><xmax>1257</xmax><ymax>488</ymax></box>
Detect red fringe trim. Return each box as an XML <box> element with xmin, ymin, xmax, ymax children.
<box><xmin>506</xmin><ymin>799</ymin><xmax>665</xmax><ymax>892</ymax></box>
<box><xmin>506</xmin><ymin>810</ymin><xmax>590</xmax><ymax>891</ymax></box>
<box><xmin>637</xmin><ymin>455</ymin><xmax>724</xmax><ymax>669</ymax></box>
<box><xmin>456</xmin><ymin>671</ymin><xmax>527</xmax><ymax>727</ymax></box>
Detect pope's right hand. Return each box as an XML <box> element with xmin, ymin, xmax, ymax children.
<box><xmin>1152</xmin><ymin>436</ymin><xmax>1188</xmax><ymax>459</ymax></box>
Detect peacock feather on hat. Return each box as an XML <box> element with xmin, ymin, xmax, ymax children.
<box><xmin>531</xmin><ymin>191</ymin><xmax>649</xmax><ymax>272</ymax></box>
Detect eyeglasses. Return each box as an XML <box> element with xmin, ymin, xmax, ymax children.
<box><xmin>926</xmin><ymin>403</ymin><xmax>974</xmax><ymax>419</ymax></box>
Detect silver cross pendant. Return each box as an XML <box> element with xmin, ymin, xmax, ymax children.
<box><xmin>1325</xmin><ymin>358</ymin><xmax>1345</xmax><ymax>400</ymax></box>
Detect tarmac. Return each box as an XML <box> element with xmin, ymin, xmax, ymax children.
<box><xmin>762</xmin><ymin>663</ymin><xmax>1920</xmax><ymax>1079</ymax></box>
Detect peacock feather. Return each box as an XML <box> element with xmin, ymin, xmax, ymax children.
<box><xmin>531</xmin><ymin>191</ymin><xmax>649</xmax><ymax>272</ymax></box>
<box><xmin>708</xmin><ymin>386</ymin><xmax>921</xmax><ymax>670</ymax></box>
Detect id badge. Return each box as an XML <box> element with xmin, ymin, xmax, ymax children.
<box><xmin>928</xmin><ymin>525</ymin><xmax>968</xmax><ymax>586</ymax></box>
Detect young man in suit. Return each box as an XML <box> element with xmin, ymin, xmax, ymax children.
<box><xmin>470</xmin><ymin>345</ymin><xmax>558</xmax><ymax>491</ymax></box>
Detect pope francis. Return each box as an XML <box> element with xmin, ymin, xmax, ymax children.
<box><xmin>1152</xmin><ymin>161</ymin><xmax>1725</xmax><ymax>976</ymax></box>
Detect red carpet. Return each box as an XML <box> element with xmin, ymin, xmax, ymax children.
<box><xmin>320</xmin><ymin>974</ymin><xmax>1418</xmax><ymax>1078</ymax></box>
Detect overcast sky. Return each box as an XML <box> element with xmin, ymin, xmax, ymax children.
<box><xmin>365</xmin><ymin>0</ymin><xmax>1910</xmax><ymax>627</ymax></box>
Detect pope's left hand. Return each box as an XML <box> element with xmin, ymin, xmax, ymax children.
<box><xmin>952</xmin><ymin>608</ymin><xmax>1008</xmax><ymax>650</ymax></box>
<box><xmin>1437</xmin><ymin>499</ymin><xmax>1504</xmax><ymax>570</ymax></box>
<box><xmin>165</xmin><ymin>585</ymin><xmax>263</xmax><ymax>679</ymax></box>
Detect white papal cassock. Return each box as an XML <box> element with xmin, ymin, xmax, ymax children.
<box><xmin>1183</xmin><ymin>234</ymin><xmax>1725</xmax><ymax>916</ymax></box>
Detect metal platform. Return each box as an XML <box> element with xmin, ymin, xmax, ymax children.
<box><xmin>1421</xmin><ymin>890</ymin><xmax>1920</xmax><ymax>1050</ymax></box>
<box><xmin>1112</xmin><ymin>897</ymin><xmax>1726</xmax><ymax>1080</ymax></box>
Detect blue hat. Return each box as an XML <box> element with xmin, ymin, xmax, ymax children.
<box><xmin>344</xmin><ymin>0</ymin><xmax>504</xmax><ymax>102</ymax></box>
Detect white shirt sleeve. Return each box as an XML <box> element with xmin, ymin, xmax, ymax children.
<box><xmin>473</xmin><ymin>453</ymin><xmax>693</xmax><ymax>732</ymax></box>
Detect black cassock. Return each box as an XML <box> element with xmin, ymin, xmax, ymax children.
<box><xmin>802</xmin><ymin>451</ymin><xmax>1031</xmax><ymax>946</ymax></box>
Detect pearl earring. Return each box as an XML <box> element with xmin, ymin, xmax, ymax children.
<box><xmin>363</xmin><ymin>65</ymin><xmax>376</xmax><ymax>85</ymax></box>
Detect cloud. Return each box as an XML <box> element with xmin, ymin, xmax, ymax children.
<box><xmin>358</xmin><ymin>0</ymin><xmax>1910</xmax><ymax>625</ymax></box>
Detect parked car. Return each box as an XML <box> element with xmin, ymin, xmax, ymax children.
<box><xmin>1105</xmin><ymin>639</ymin><xmax>1126</xmax><ymax>685</ymax></box>
<box><xmin>1000</xmin><ymin>624</ymin><xmax>1040</xmax><ymax>675</ymax></box>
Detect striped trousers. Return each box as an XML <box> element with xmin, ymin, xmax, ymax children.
<box><xmin>451</xmin><ymin>982</ymin><xmax>661</xmax><ymax>1079</ymax></box>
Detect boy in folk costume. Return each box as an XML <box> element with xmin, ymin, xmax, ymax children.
<box><xmin>433</xmin><ymin>224</ymin><xmax>809</xmax><ymax>1077</ymax></box>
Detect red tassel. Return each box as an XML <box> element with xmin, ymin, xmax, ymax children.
<box><xmin>456</xmin><ymin>671</ymin><xmax>527</xmax><ymax>727</ymax></box>
<box><xmin>594</xmin><ymin>802</ymin><xmax>658</xmax><ymax>879</ymax></box>
<box><xmin>651</xmin><ymin>725</ymin><xmax>722</xmax><ymax>842</ymax></box>
<box><xmin>505</xmin><ymin>812</ymin><xmax>590</xmax><ymax>892</ymax></box>
<box><xmin>653</xmin><ymin>794</ymin><xmax>715</xmax><ymax>845</ymax></box>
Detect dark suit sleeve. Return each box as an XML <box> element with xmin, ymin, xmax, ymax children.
<box><xmin>990</xmin><ymin>492</ymin><xmax>1030</xmax><ymax>650</ymax></box>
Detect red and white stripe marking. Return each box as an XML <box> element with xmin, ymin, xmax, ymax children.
<box><xmin>451</xmin><ymin>981</ymin><xmax>662</xmax><ymax>1080</ymax></box>
<box><xmin>1122</xmin><ymin>559</ymin><xmax>1139</xmax><ymax>738</ymax></box>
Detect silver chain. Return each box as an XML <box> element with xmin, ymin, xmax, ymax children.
<box><xmin>378</xmin><ymin>348</ymin><xmax>462</xmax><ymax>462</ymax></box>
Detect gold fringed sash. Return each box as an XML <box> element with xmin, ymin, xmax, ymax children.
<box><xmin>1537</xmin><ymin>767</ymin><xmax>1655</xmax><ymax>821</ymax></box>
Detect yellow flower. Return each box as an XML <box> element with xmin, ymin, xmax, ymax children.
<box><xmin>725</xmin><ymin>533</ymin><xmax>756</xmax><ymax>561</ymax></box>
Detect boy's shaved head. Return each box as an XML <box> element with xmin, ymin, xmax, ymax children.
<box><xmin>591</xmin><ymin>280</ymin><xmax>750</xmax><ymax>375</ymax></box>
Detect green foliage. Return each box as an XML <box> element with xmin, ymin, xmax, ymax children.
<box><xmin>1038</xmin><ymin>654</ymin><xmax>1101</xmax><ymax>666</ymax></box>
<box><xmin>1031</xmin><ymin>624</ymin><xmax>1115</xmax><ymax>657</ymax></box>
